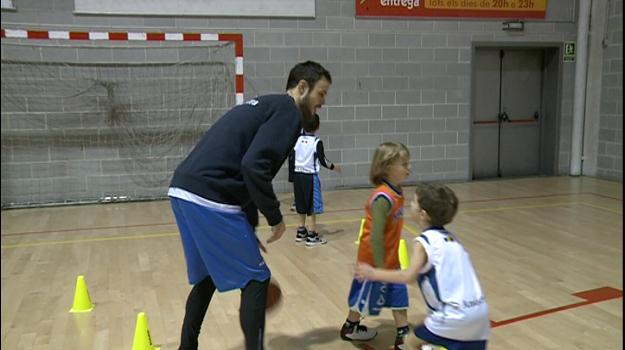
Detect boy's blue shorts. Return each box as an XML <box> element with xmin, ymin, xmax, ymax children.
<box><xmin>313</xmin><ymin>174</ymin><xmax>323</xmax><ymax>214</ymax></box>
<box><xmin>170</xmin><ymin>196</ymin><xmax>270</xmax><ymax>292</ymax></box>
<box><xmin>347</xmin><ymin>278</ymin><xmax>408</xmax><ymax>316</ymax></box>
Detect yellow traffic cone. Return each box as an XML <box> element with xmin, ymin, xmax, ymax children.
<box><xmin>69</xmin><ymin>275</ymin><xmax>94</xmax><ymax>313</ymax></box>
<box><xmin>132</xmin><ymin>312</ymin><xmax>160</xmax><ymax>350</ymax></box>
<box><xmin>354</xmin><ymin>218</ymin><xmax>365</xmax><ymax>245</ymax></box>
<box><xmin>398</xmin><ymin>239</ymin><xmax>410</xmax><ymax>270</ymax></box>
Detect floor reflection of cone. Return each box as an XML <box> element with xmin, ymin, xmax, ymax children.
<box><xmin>132</xmin><ymin>312</ymin><xmax>160</xmax><ymax>350</ymax></box>
<box><xmin>398</xmin><ymin>238</ymin><xmax>410</xmax><ymax>270</ymax></box>
<box><xmin>354</xmin><ymin>218</ymin><xmax>365</xmax><ymax>244</ymax></box>
<box><xmin>69</xmin><ymin>275</ymin><xmax>94</xmax><ymax>313</ymax></box>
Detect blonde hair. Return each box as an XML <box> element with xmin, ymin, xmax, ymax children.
<box><xmin>369</xmin><ymin>142</ymin><xmax>409</xmax><ymax>186</ymax></box>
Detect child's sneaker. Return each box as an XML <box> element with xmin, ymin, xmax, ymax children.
<box><xmin>295</xmin><ymin>227</ymin><xmax>307</xmax><ymax>242</ymax></box>
<box><xmin>394</xmin><ymin>334</ymin><xmax>408</xmax><ymax>349</ymax></box>
<box><xmin>421</xmin><ymin>345</ymin><xmax>447</xmax><ymax>350</ymax></box>
<box><xmin>340</xmin><ymin>322</ymin><xmax>377</xmax><ymax>341</ymax></box>
<box><xmin>305</xmin><ymin>231</ymin><xmax>327</xmax><ymax>246</ymax></box>
<box><xmin>394</xmin><ymin>326</ymin><xmax>410</xmax><ymax>350</ymax></box>
<box><xmin>290</xmin><ymin>202</ymin><xmax>296</xmax><ymax>211</ymax></box>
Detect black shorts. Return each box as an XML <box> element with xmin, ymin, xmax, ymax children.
<box><xmin>293</xmin><ymin>172</ymin><xmax>313</xmax><ymax>215</ymax></box>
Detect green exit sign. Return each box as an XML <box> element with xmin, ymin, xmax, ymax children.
<box><xmin>564</xmin><ymin>41</ymin><xmax>576</xmax><ymax>62</ymax></box>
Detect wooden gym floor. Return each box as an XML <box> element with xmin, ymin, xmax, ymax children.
<box><xmin>1</xmin><ymin>176</ymin><xmax>622</xmax><ymax>349</ymax></box>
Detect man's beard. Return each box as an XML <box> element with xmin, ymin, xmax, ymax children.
<box><xmin>298</xmin><ymin>93</ymin><xmax>314</xmax><ymax>123</ymax></box>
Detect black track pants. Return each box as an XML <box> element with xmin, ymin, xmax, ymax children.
<box><xmin>178</xmin><ymin>277</ymin><xmax>269</xmax><ymax>350</ymax></box>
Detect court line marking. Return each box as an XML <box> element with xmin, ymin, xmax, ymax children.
<box><xmin>578</xmin><ymin>202</ymin><xmax>622</xmax><ymax>214</ymax></box>
<box><xmin>2</xmin><ymin>191</ymin><xmax>620</xmax><ymax>237</ymax></box>
<box><xmin>1</xmin><ymin>232</ymin><xmax>176</xmax><ymax>248</ymax></box>
<box><xmin>358</xmin><ymin>287</ymin><xmax>623</xmax><ymax>350</ymax></box>
<box><xmin>2</xmin><ymin>201</ymin><xmax>620</xmax><ymax>249</ymax></box>
<box><xmin>0</xmin><ymin>221</ymin><xmax>177</xmax><ymax>237</ymax></box>
<box><xmin>404</xmin><ymin>201</ymin><xmax>620</xmax><ymax>233</ymax></box>
<box><xmin>490</xmin><ymin>286</ymin><xmax>623</xmax><ymax>328</ymax></box>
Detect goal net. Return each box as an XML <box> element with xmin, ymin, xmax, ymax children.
<box><xmin>1</xmin><ymin>40</ymin><xmax>236</xmax><ymax>208</ymax></box>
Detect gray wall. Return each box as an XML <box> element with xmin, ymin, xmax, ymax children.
<box><xmin>597</xmin><ymin>0</ymin><xmax>623</xmax><ymax>181</ymax></box>
<box><xmin>1</xmin><ymin>0</ymin><xmax>622</xmax><ymax>207</ymax></box>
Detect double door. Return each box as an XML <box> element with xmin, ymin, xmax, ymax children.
<box><xmin>472</xmin><ymin>48</ymin><xmax>546</xmax><ymax>179</ymax></box>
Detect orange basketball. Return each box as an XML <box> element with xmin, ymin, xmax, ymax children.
<box><xmin>266</xmin><ymin>279</ymin><xmax>283</xmax><ymax>312</ymax></box>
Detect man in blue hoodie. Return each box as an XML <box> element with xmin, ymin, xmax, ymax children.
<box><xmin>168</xmin><ymin>61</ymin><xmax>332</xmax><ymax>350</ymax></box>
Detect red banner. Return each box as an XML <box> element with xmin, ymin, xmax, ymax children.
<box><xmin>356</xmin><ymin>0</ymin><xmax>547</xmax><ymax>19</ymax></box>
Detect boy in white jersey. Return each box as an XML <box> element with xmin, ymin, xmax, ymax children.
<box><xmin>292</xmin><ymin>113</ymin><xmax>341</xmax><ymax>245</ymax></box>
<box><xmin>355</xmin><ymin>183</ymin><xmax>490</xmax><ymax>350</ymax></box>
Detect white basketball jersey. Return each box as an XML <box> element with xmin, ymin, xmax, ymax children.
<box><xmin>293</xmin><ymin>134</ymin><xmax>320</xmax><ymax>174</ymax></box>
<box><xmin>415</xmin><ymin>228</ymin><xmax>490</xmax><ymax>341</ymax></box>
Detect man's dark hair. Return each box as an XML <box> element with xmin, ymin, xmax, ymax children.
<box><xmin>302</xmin><ymin>113</ymin><xmax>320</xmax><ymax>133</ymax></box>
<box><xmin>285</xmin><ymin>61</ymin><xmax>332</xmax><ymax>91</ymax></box>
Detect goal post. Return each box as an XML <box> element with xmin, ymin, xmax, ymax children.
<box><xmin>1</xmin><ymin>29</ymin><xmax>244</xmax><ymax>208</ymax></box>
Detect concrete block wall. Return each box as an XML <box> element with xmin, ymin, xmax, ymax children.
<box><xmin>597</xmin><ymin>0</ymin><xmax>623</xmax><ymax>181</ymax></box>
<box><xmin>0</xmin><ymin>0</ymin><xmax>620</xmax><ymax>207</ymax></box>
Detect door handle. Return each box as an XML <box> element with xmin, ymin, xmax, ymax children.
<box><xmin>498</xmin><ymin>111</ymin><xmax>510</xmax><ymax>122</ymax></box>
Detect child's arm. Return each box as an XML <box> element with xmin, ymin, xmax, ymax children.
<box><xmin>355</xmin><ymin>241</ymin><xmax>428</xmax><ymax>284</ymax></box>
<box><xmin>370</xmin><ymin>196</ymin><xmax>391</xmax><ymax>267</ymax></box>
<box><xmin>316</xmin><ymin>140</ymin><xmax>341</xmax><ymax>173</ymax></box>
<box><xmin>288</xmin><ymin>149</ymin><xmax>295</xmax><ymax>171</ymax></box>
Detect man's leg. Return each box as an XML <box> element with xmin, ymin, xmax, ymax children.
<box><xmin>179</xmin><ymin>276</ymin><xmax>217</xmax><ymax>350</ymax></box>
<box><xmin>240</xmin><ymin>279</ymin><xmax>269</xmax><ymax>350</ymax></box>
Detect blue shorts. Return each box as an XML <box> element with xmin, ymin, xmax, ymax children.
<box><xmin>312</xmin><ymin>174</ymin><xmax>323</xmax><ymax>214</ymax></box>
<box><xmin>347</xmin><ymin>278</ymin><xmax>408</xmax><ymax>316</ymax></box>
<box><xmin>414</xmin><ymin>325</ymin><xmax>488</xmax><ymax>350</ymax></box>
<box><xmin>170</xmin><ymin>196</ymin><xmax>270</xmax><ymax>292</ymax></box>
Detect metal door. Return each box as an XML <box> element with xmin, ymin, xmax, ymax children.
<box><xmin>472</xmin><ymin>48</ymin><xmax>543</xmax><ymax>179</ymax></box>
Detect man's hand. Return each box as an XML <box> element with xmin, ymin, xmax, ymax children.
<box><xmin>267</xmin><ymin>220</ymin><xmax>286</xmax><ymax>244</ymax></box>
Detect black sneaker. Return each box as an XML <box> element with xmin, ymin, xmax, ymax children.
<box><xmin>394</xmin><ymin>326</ymin><xmax>410</xmax><ymax>350</ymax></box>
<box><xmin>394</xmin><ymin>333</ymin><xmax>409</xmax><ymax>350</ymax></box>
<box><xmin>295</xmin><ymin>227</ymin><xmax>307</xmax><ymax>242</ymax></box>
<box><xmin>340</xmin><ymin>321</ymin><xmax>377</xmax><ymax>341</ymax></box>
<box><xmin>305</xmin><ymin>231</ymin><xmax>327</xmax><ymax>246</ymax></box>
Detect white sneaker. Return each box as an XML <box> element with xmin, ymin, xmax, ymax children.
<box><xmin>421</xmin><ymin>345</ymin><xmax>446</xmax><ymax>350</ymax></box>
